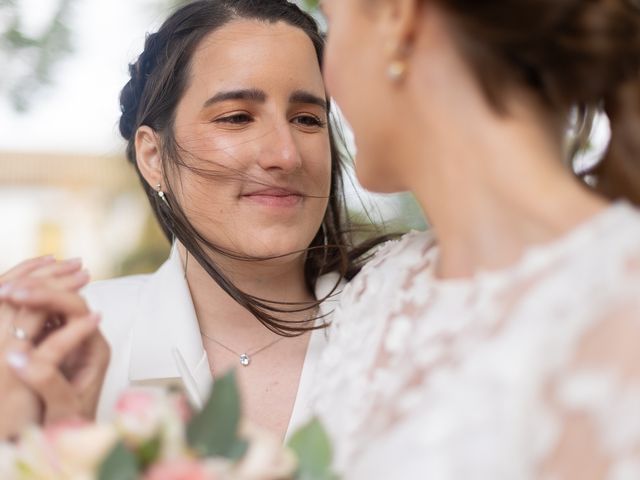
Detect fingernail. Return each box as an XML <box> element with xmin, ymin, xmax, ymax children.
<box><xmin>40</xmin><ymin>255</ymin><xmax>56</xmax><ymax>262</ymax></box>
<box><xmin>90</xmin><ymin>313</ymin><xmax>102</xmax><ymax>324</ymax></box>
<box><xmin>10</xmin><ymin>289</ymin><xmax>30</xmax><ymax>301</ymax></box>
<box><xmin>64</xmin><ymin>258</ymin><xmax>83</xmax><ymax>266</ymax></box>
<box><xmin>73</xmin><ymin>270</ymin><xmax>90</xmax><ymax>285</ymax></box>
<box><xmin>6</xmin><ymin>352</ymin><xmax>28</xmax><ymax>371</ymax></box>
<box><xmin>75</xmin><ymin>270</ymin><xmax>90</xmax><ymax>281</ymax></box>
<box><xmin>0</xmin><ymin>283</ymin><xmax>13</xmax><ymax>297</ymax></box>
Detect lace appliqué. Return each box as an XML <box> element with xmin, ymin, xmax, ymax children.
<box><xmin>313</xmin><ymin>204</ymin><xmax>640</xmax><ymax>479</ymax></box>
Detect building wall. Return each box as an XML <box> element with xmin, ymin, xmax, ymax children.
<box><xmin>0</xmin><ymin>151</ymin><xmax>168</xmax><ymax>279</ymax></box>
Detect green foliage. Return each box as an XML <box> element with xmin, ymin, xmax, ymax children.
<box><xmin>303</xmin><ymin>0</ymin><xmax>320</xmax><ymax>10</ymax></box>
<box><xmin>186</xmin><ymin>370</ymin><xmax>248</xmax><ymax>460</ymax></box>
<box><xmin>98</xmin><ymin>441</ymin><xmax>139</xmax><ymax>480</ymax></box>
<box><xmin>96</xmin><ymin>371</ymin><xmax>339</xmax><ymax>480</ymax></box>
<box><xmin>137</xmin><ymin>435</ymin><xmax>163</xmax><ymax>470</ymax></box>
<box><xmin>288</xmin><ymin>418</ymin><xmax>338</xmax><ymax>480</ymax></box>
<box><xmin>1</xmin><ymin>0</ymin><xmax>75</xmax><ymax>111</ymax></box>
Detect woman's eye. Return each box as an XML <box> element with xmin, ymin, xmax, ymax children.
<box><xmin>292</xmin><ymin>115</ymin><xmax>326</xmax><ymax>128</ymax></box>
<box><xmin>215</xmin><ymin>113</ymin><xmax>253</xmax><ymax>125</ymax></box>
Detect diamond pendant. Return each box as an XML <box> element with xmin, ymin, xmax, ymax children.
<box><xmin>240</xmin><ymin>353</ymin><xmax>251</xmax><ymax>367</ymax></box>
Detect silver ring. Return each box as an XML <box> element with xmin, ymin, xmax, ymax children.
<box><xmin>11</xmin><ymin>324</ymin><xmax>30</xmax><ymax>341</ymax></box>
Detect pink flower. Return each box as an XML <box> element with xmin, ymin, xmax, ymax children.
<box><xmin>116</xmin><ymin>390</ymin><xmax>157</xmax><ymax>416</ymax></box>
<box><xmin>43</xmin><ymin>418</ymin><xmax>91</xmax><ymax>443</ymax></box>
<box><xmin>115</xmin><ymin>390</ymin><xmax>166</xmax><ymax>445</ymax></box>
<box><xmin>145</xmin><ymin>459</ymin><xmax>213</xmax><ymax>480</ymax></box>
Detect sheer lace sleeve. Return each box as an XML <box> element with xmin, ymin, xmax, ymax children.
<box><xmin>544</xmin><ymin>297</ymin><xmax>640</xmax><ymax>480</ymax></box>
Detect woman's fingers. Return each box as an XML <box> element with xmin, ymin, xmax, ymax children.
<box><xmin>0</xmin><ymin>268</ymin><xmax>89</xmax><ymax>299</ymax></box>
<box><xmin>0</xmin><ymin>258</ymin><xmax>86</xmax><ymax>295</ymax></box>
<box><xmin>0</xmin><ymin>256</ymin><xmax>56</xmax><ymax>284</ymax></box>
<box><xmin>6</xmin><ymin>314</ymin><xmax>101</xmax><ymax>423</ymax></box>
<box><xmin>8</xmin><ymin>306</ymin><xmax>49</xmax><ymax>346</ymax></box>
<box><xmin>7</xmin><ymin>350</ymin><xmax>80</xmax><ymax>424</ymax></box>
<box><xmin>34</xmin><ymin>313</ymin><xmax>101</xmax><ymax>367</ymax></box>
<box><xmin>0</xmin><ymin>283</ymin><xmax>90</xmax><ymax>319</ymax></box>
<box><xmin>29</xmin><ymin>258</ymin><xmax>84</xmax><ymax>282</ymax></box>
<box><xmin>0</xmin><ymin>282</ymin><xmax>92</xmax><ymax>347</ymax></box>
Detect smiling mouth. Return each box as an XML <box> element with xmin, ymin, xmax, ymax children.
<box><xmin>241</xmin><ymin>188</ymin><xmax>304</xmax><ymax>208</ymax></box>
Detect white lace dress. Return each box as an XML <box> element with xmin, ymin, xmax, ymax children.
<box><xmin>313</xmin><ymin>202</ymin><xmax>640</xmax><ymax>479</ymax></box>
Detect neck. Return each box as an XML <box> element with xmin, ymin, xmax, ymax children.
<box><xmin>177</xmin><ymin>243</ymin><xmax>315</xmax><ymax>342</ymax></box>
<box><xmin>403</xmin><ymin>73</ymin><xmax>608</xmax><ymax>278</ymax></box>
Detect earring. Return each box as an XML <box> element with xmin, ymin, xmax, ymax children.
<box><xmin>156</xmin><ymin>183</ymin><xmax>169</xmax><ymax>207</ymax></box>
<box><xmin>387</xmin><ymin>59</ymin><xmax>407</xmax><ymax>83</ymax></box>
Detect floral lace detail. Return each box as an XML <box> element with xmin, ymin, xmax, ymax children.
<box><xmin>312</xmin><ymin>203</ymin><xmax>640</xmax><ymax>479</ymax></box>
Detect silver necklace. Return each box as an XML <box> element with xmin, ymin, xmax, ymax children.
<box><xmin>200</xmin><ymin>330</ymin><xmax>286</xmax><ymax>367</ymax></box>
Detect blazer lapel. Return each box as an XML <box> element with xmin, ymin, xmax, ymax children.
<box><xmin>128</xmin><ymin>244</ymin><xmax>213</xmax><ymax>405</ymax></box>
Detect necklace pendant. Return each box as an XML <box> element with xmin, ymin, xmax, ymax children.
<box><xmin>240</xmin><ymin>353</ymin><xmax>251</xmax><ymax>367</ymax></box>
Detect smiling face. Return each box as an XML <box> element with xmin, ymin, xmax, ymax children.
<box><xmin>167</xmin><ymin>19</ymin><xmax>331</xmax><ymax>261</ymax></box>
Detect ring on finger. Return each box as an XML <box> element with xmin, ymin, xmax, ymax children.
<box><xmin>10</xmin><ymin>324</ymin><xmax>31</xmax><ymax>341</ymax></box>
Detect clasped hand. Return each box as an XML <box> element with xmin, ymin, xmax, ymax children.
<box><xmin>0</xmin><ymin>256</ymin><xmax>110</xmax><ymax>440</ymax></box>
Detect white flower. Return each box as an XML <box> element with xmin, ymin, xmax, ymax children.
<box><xmin>0</xmin><ymin>442</ymin><xmax>19</xmax><ymax>479</ymax></box>
<box><xmin>46</xmin><ymin>421</ymin><xmax>118</xmax><ymax>476</ymax></box>
<box><xmin>233</xmin><ymin>423</ymin><xmax>297</xmax><ymax>480</ymax></box>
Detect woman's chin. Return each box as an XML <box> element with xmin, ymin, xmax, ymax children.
<box><xmin>229</xmin><ymin>235</ymin><xmax>310</xmax><ymax>263</ymax></box>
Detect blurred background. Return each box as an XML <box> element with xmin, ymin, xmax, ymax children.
<box><xmin>0</xmin><ymin>0</ymin><xmax>426</xmax><ymax>279</ymax></box>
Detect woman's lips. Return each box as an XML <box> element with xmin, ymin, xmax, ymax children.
<box><xmin>241</xmin><ymin>188</ymin><xmax>303</xmax><ymax>208</ymax></box>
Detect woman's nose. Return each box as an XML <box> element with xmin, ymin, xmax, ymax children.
<box><xmin>257</xmin><ymin>124</ymin><xmax>303</xmax><ymax>173</ymax></box>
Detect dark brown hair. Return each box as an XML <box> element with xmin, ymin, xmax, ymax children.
<box><xmin>437</xmin><ymin>0</ymin><xmax>640</xmax><ymax>204</ymax></box>
<box><xmin>119</xmin><ymin>0</ymin><xmax>391</xmax><ymax>336</ymax></box>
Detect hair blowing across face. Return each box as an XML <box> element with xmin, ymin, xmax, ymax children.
<box><xmin>434</xmin><ymin>0</ymin><xmax>640</xmax><ymax>204</ymax></box>
<box><xmin>118</xmin><ymin>0</ymin><xmax>390</xmax><ymax>336</ymax></box>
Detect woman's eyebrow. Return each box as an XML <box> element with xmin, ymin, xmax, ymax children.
<box><xmin>202</xmin><ymin>88</ymin><xmax>267</xmax><ymax>109</ymax></box>
<box><xmin>289</xmin><ymin>90</ymin><xmax>327</xmax><ymax>111</ymax></box>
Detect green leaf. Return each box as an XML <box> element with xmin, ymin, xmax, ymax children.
<box><xmin>288</xmin><ymin>418</ymin><xmax>338</xmax><ymax>480</ymax></box>
<box><xmin>137</xmin><ymin>435</ymin><xmax>162</xmax><ymax>470</ymax></box>
<box><xmin>186</xmin><ymin>370</ymin><xmax>248</xmax><ymax>459</ymax></box>
<box><xmin>97</xmin><ymin>441</ymin><xmax>139</xmax><ymax>480</ymax></box>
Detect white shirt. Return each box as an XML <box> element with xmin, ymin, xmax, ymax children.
<box><xmin>85</xmin><ymin>245</ymin><xmax>342</xmax><ymax>440</ymax></box>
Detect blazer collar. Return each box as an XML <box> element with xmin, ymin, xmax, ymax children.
<box><xmin>128</xmin><ymin>244</ymin><xmax>211</xmax><ymax>403</ymax></box>
<box><xmin>127</xmin><ymin>246</ymin><xmax>343</xmax><ymax>407</ymax></box>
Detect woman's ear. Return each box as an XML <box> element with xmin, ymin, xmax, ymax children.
<box><xmin>134</xmin><ymin>126</ymin><xmax>163</xmax><ymax>189</ymax></box>
<box><xmin>379</xmin><ymin>0</ymin><xmax>420</xmax><ymax>52</ymax></box>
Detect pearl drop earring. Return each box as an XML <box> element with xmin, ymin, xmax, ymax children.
<box><xmin>387</xmin><ymin>59</ymin><xmax>407</xmax><ymax>83</ymax></box>
<box><xmin>156</xmin><ymin>183</ymin><xmax>169</xmax><ymax>207</ymax></box>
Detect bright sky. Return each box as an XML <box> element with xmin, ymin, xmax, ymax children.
<box><xmin>0</xmin><ymin>0</ymin><xmax>171</xmax><ymax>154</ymax></box>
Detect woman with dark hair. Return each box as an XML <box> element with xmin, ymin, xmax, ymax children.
<box><xmin>313</xmin><ymin>0</ymin><xmax>640</xmax><ymax>477</ymax></box>
<box><xmin>84</xmin><ymin>0</ymin><xmax>385</xmax><ymax>440</ymax></box>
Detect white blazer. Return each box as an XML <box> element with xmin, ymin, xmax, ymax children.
<box><xmin>83</xmin><ymin>246</ymin><xmax>342</xmax><ymax>439</ymax></box>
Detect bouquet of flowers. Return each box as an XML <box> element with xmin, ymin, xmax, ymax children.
<box><xmin>0</xmin><ymin>372</ymin><xmax>337</xmax><ymax>480</ymax></box>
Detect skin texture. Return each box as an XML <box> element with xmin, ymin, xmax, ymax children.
<box><xmin>135</xmin><ymin>20</ymin><xmax>333</xmax><ymax>438</ymax></box>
